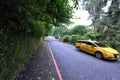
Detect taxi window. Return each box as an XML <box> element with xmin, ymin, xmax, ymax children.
<box><xmin>95</xmin><ymin>42</ymin><xmax>106</xmax><ymax>47</ymax></box>
<box><xmin>77</xmin><ymin>41</ymin><xmax>86</xmax><ymax>43</ymax></box>
<box><xmin>81</xmin><ymin>41</ymin><xmax>87</xmax><ymax>44</ymax></box>
<box><xmin>86</xmin><ymin>42</ymin><xmax>96</xmax><ymax>46</ymax></box>
<box><xmin>78</xmin><ymin>41</ymin><xmax>81</xmax><ymax>43</ymax></box>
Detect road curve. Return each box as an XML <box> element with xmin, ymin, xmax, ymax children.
<box><xmin>47</xmin><ymin>37</ymin><xmax>120</xmax><ymax>80</ymax></box>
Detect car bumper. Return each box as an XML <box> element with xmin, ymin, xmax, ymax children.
<box><xmin>104</xmin><ymin>54</ymin><xmax>120</xmax><ymax>60</ymax></box>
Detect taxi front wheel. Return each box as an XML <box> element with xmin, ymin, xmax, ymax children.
<box><xmin>95</xmin><ymin>52</ymin><xmax>103</xmax><ymax>59</ymax></box>
<box><xmin>76</xmin><ymin>47</ymin><xmax>80</xmax><ymax>51</ymax></box>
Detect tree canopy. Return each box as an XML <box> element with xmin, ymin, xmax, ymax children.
<box><xmin>0</xmin><ymin>0</ymin><xmax>75</xmax><ymax>37</ymax></box>
<box><xmin>83</xmin><ymin>0</ymin><xmax>120</xmax><ymax>49</ymax></box>
<box><xmin>70</xmin><ymin>25</ymin><xmax>87</xmax><ymax>35</ymax></box>
<box><xmin>0</xmin><ymin>0</ymin><xmax>77</xmax><ymax>80</ymax></box>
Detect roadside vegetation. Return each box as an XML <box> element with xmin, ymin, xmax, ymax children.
<box><xmin>53</xmin><ymin>0</ymin><xmax>120</xmax><ymax>52</ymax></box>
<box><xmin>53</xmin><ymin>25</ymin><xmax>97</xmax><ymax>44</ymax></box>
<box><xmin>0</xmin><ymin>0</ymin><xmax>78</xmax><ymax>80</ymax></box>
<box><xmin>83</xmin><ymin>0</ymin><xmax>120</xmax><ymax>51</ymax></box>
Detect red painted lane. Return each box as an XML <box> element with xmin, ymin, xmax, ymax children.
<box><xmin>48</xmin><ymin>42</ymin><xmax>63</xmax><ymax>80</ymax></box>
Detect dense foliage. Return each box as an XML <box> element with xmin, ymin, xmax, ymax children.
<box><xmin>83</xmin><ymin>0</ymin><xmax>120</xmax><ymax>50</ymax></box>
<box><xmin>53</xmin><ymin>25</ymin><xmax>98</xmax><ymax>44</ymax></box>
<box><xmin>0</xmin><ymin>0</ymin><xmax>74</xmax><ymax>80</ymax></box>
<box><xmin>70</xmin><ymin>25</ymin><xmax>87</xmax><ymax>35</ymax></box>
<box><xmin>53</xmin><ymin>25</ymin><xmax>69</xmax><ymax>38</ymax></box>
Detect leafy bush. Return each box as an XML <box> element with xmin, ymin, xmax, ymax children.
<box><xmin>62</xmin><ymin>35</ymin><xmax>71</xmax><ymax>43</ymax></box>
<box><xmin>70</xmin><ymin>35</ymin><xmax>80</xmax><ymax>44</ymax></box>
<box><xmin>70</xmin><ymin>25</ymin><xmax>87</xmax><ymax>35</ymax></box>
<box><xmin>57</xmin><ymin>25</ymin><xmax>98</xmax><ymax>44</ymax></box>
<box><xmin>0</xmin><ymin>0</ymin><xmax>75</xmax><ymax>79</ymax></box>
<box><xmin>0</xmin><ymin>33</ymin><xmax>42</xmax><ymax>80</ymax></box>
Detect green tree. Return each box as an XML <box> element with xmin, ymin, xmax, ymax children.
<box><xmin>70</xmin><ymin>25</ymin><xmax>87</xmax><ymax>35</ymax></box>
<box><xmin>83</xmin><ymin>0</ymin><xmax>120</xmax><ymax>51</ymax></box>
<box><xmin>53</xmin><ymin>25</ymin><xmax>69</xmax><ymax>38</ymax></box>
<box><xmin>0</xmin><ymin>0</ymin><xmax>77</xmax><ymax>80</ymax></box>
<box><xmin>62</xmin><ymin>35</ymin><xmax>71</xmax><ymax>42</ymax></box>
<box><xmin>83</xmin><ymin>0</ymin><xmax>108</xmax><ymax>31</ymax></box>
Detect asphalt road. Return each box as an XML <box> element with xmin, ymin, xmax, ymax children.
<box><xmin>47</xmin><ymin>37</ymin><xmax>120</xmax><ymax>80</ymax></box>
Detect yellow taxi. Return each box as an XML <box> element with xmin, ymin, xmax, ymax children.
<box><xmin>75</xmin><ymin>40</ymin><xmax>120</xmax><ymax>60</ymax></box>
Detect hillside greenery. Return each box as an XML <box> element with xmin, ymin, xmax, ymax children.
<box><xmin>53</xmin><ymin>25</ymin><xmax>98</xmax><ymax>44</ymax></box>
<box><xmin>0</xmin><ymin>0</ymin><xmax>75</xmax><ymax>79</ymax></box>
<box><xmin>53</xmin><ymin>0</ymin><xmax>120</xmax><ymax>52</ymax></box>
<box><xmin>83</xmin><ymin>0</ymin><xmax>120</xmax><ymax>50</ymax></box>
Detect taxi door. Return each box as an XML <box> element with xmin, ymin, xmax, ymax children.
<box><xmin>84</xmin><ymin>42</ymin><xmax>96</xmax><ymax>54</ymax></box>
<box><xmin>79</xmin><ymin>41</ymin><xmax>87</xmax><ymax>51</ymax></box>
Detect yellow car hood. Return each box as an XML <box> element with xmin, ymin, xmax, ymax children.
<box><xmin>101</xmin><ymin>47</ymin><xmax>119</xmax><ymax>54</ymax></box>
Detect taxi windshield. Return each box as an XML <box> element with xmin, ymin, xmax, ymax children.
<box><xmin>95</xmin><ymin>42</ymin><xmax>107</xmax><ymax>47</ymax></box>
